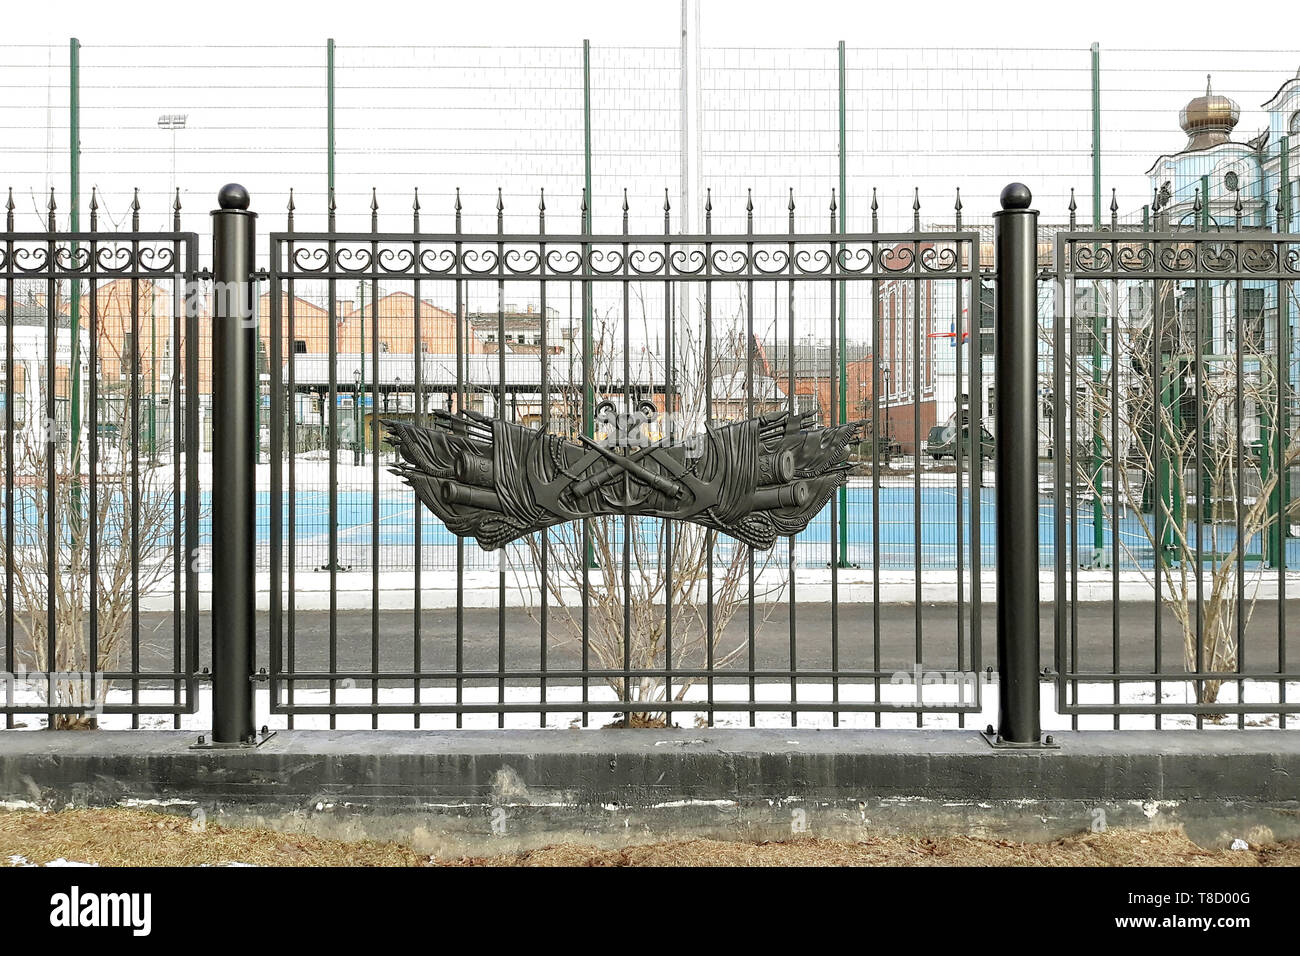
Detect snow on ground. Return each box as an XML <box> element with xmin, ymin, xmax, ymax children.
<box><xmin>6</xmin><ymin>855</ymin><xmax>98</xmax><ymax>867</ymax></box>
<box><xmin>5</xmin><ymin>678</ymin><xmax>1294</xmax><ymax>733</ymax></box>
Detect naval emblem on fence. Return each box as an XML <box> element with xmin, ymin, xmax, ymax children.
<box><xmin>385</xmin><ymin>405</ymin><xmax>864</xmax><ymax>551</ymax></box>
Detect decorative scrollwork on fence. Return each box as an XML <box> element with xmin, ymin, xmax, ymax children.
<box><xmin>1064</xmin><ymin>235</ymin><xmax>1300</xmax><ymax>277</ymax></box>
<box><xmin>0</xmin><ymin>238</ymin><xmax>188</xmax><ymax>277</ymax></box>
<box><xmin>275</xmin><ymin>235</ymin><xmax>976</xmax><ymax>281</ymax></box>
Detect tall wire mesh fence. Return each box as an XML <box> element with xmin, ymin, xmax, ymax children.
<box><xmin>2</xmin><ymin>40</ymin><xmax>1298</xmax><ymax>577</ymax></box>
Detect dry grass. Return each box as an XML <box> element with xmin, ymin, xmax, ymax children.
<box><xmin>446</xmin><ymin>831</ymin><xmax>1300</xmax><ymax>867</ymax></box>
<box><xmin>0</xmin><ymin>809</ymin><xmax>425</xmax><ymax>867</ymax></box>
<box><xmin>3</xmin><ymin>809</ymin><xmax>1299</xmax><ymax>867</ymax></box>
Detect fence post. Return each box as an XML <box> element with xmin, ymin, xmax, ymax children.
<box><xmin>993</xmin><ymin>182</ymin><xmax>1042</xmax><ymax>746</ymax></box>
<box><xmin>210</xmin><ymin>184</ymin><xmax>258</xmax><ymax>744</ymax></box>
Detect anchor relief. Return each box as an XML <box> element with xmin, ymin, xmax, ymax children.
<box><xmin>385</xmin><ymin>402</ymin><xmax>864</xmax><ymax>551</ymax></box>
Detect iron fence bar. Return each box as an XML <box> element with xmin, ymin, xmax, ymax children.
<box><xmin>537</xmin><ymin>188</ymin><xmax>548</xmax><ymax>730</ymax></box>
<box><xmin>1193</xmin><ymin>233</ymin><xmax>1206</xmax><ymax>726</ymax></box>
<box><xmin>870</xmin><ymin>192</ymin><xmax>882</xmax><ymax>725</ymax></box>
<box><xmin>954</xmin><ymin>191</ymin><xmax>966</xmax><ymax>730</ymax></box>
<box><xmin>580</xmin><ymin>190</ymin><xmax>591</xmax><ymax>726</ymax></box>
<box><xmin>1053</xmin><ymin>234</ymin><xmax>1069</xmax><ymax>718</ymax></box>
<box><xmin>454</xmin><ymin>190</ymin><xmax>465</xmax><ymax>727</ymax></box>
<box><xmin>269</xmin><ymin>239</ymin><xmax>283</xmax><ymax>720</ymax></box>
<box><xmin>1279</xmin><ymin>257</ymin><xmax>1289</xmax><ymax>728</ymax></box>
<box><xmin>270</xmin><ymin>667</ymin><xmax>989</xmax><ymax>681</ymax></box>
<box><xmin>183</xmin><ymin>233</ymin><xmax>200</xmax><ymax>716</ymax></box>
<box><xmin>285</xmin><ymin>207</ymin><xmax>299</xmax><ymax>727</ymax></box>
<box><xmin>785</xmin><ymin>191</ymin><xmax>795</xmax><ymax>724</ymax></box>
<box><xmin>370</xmin><ymin>191</ymin><xmax>381</xmax><ymax>729</ymax></box>
<box><xmin>1234</xmin><ymin>258</ymin><xmax>1246</xmax><ymax>727</ymax></box>
<box><xmin>911</xmin><ymin>208</ymin><xmax>922</xmax><ymax>724</ymax></box>
<box><xmin>496</xmin><ymin>190</ymin><xmax>506</xmax><ymax>728</ymax></box>
<box><xmin>621</xmin><ymin>196</ymin><xmax>632</xmax><ymax>718</ymax></box>
<box><xmin>277</xmin><ymin>701</ymin><xmax>985</xmax><ymax>717</ymax></box>
<box><xmin>746</xmin><ymin>192</ymin><xmax>756</xmax><ymax>726</ymax></box>
<box><xmin>1152</xmin><ymin>233</ymin><xmax>1164</xmax><ymax>729</ymax></box>
<box><xmin>1110</xmin><ymin>238</ymin><xmax>1120</xmax><ymax>728</ymax></box>
<box><xmin>665</xmin><ymin>191</ymin><xmax>676</xmax><ymax>722</ymax></box>
<box><xmin>128</xmin><ymin>199</ymin><xmax>140</xmax><ymax>726</ymax></box>
<box><xmin>87</xmin><ymin>212</ymin><xmax>100</xmax><ymax>721</ymax></box>
<box><xmin>171</xmin><ymin>200</ymin><xmax>183</xmax><ymax>726</ymax></box>
<box><xmin>705</xmin><ymin>191</ymin><xmax>716</xmax><ymax>725</ymax></box>
<box><xmin>412</xmin><ymin>191</ymin><xmax>423</xmax><ymax>728</ymax></box>
<box><xmin>829</xmin><ymin>192</ymin><xmax>840</xmax><ymax>725</ymax></box>
<box><xmin>327</xmin><ymin>188</ymin><xmax>339</xmax><ymax>729</ymax></box>
<box><xmin>4</xmin><ymin>195</ymin><xmax>13</xmax><ymax>730</ymax></box>
<box><xmin>1277</xmin><ymin>266</ymin><xmax>1289</xmax><ymax>726</ymax></box>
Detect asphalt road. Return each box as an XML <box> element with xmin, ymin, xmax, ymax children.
<box><xmin>133</xmin><ymin>600</ymin><xmax>1300</xmax><ymax>679</ymax></box>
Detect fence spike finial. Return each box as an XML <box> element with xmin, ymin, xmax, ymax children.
<box><xmin>1110</xmin><ymin>188</ymin><xmax>1118</xmax><ymax>229</ymax></box>
<box><xmin>6</xmin><ymin>186</ymin><xmax>15</xmax><ymax>231</ymax></box>
<box><xmin>371</xmin><ymin>187</ymin><xmax>379</xmax><ymax>232</ymax></box>
<box><xmin>47</xmin><ymin>187</ymin><xmax>57</xmax><ymax>231</ymax></box>
<box><xmin>539</xmin><ymin>186</ymin><xmax>546</xmax><ymax>233</ymax></box>
<box><xmin>705</xmin><ymin>187</ymin><xmax>712</xmax><ymax>234</ymax></box>
<box><xmin>912</xmin><ymin>186</ymin><xmax>921</xmax><ymax>230</ymax></box>
<box><xmin>286</xmin><ymin>187</ymin><xmax>295</xmax><ymax>231</ymax></box>
<box><xmin>328</xmin><ymin>186</ymin><xmax>336</xmax><ymax>231</ymax></box>
<box><xmin>454</xmin><ymin>186</ymin><xmax>462</xmax><ymax>233</ymax></box>
<box><xmin>88</xmin><ymin>185</ymin><xmax>97</xmax><ymax>231</ymax></box>
<box><xmin>412</xmin><ymin>186</ymin><xmax>420</xmax><ymax>231</ymax></box>
<box><xmin>954</xmin><ymin>187</ymin><xmax>962</xmax><ymax>229</ymax></box>
<box><xmin>1234</xmin><ymin>190</ymin><xmax>1243</xmax><ymax>230</ymax></box>
<box><xmin>870</xmin><ymin>187</ymin><xmax>878</xmax><ymax>232</ymax></box>
<box><xmin>173</xmin><ymin>187</ymin><xmax>182</xmax><ymax>230</ymax></box>
<box><xmin>1068</xmin><ymin>187</ymin><xmax>1077</xmax><ymax>229</ymax></box>
<box><xmin>746</xmin><ymin>187</ymin><xmax>753</xmax><ymax>232</ymax></box>
<box><xmin>664</xmin><ymin>187</ymin><xmax>670</xmax><ymax>233</ymax></box>
<box><xmin>621</xmin><ymin>188</ymin><xmax>628</xmax><ymax>233</ymax></box>
<box><xmin>1193</xmin><ymin>186</ymin><xmax>1202</xmax><ymax>216</ymax></box>
<box><xmin>788</xmin><ymin>187</ymin><xmax>795</xmax><ymax>231</ymax></box>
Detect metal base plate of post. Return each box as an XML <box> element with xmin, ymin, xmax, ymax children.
<box><xmin>190</xmin><ymin>729</ymin><xmax>277</xmax><ymax>750</ymax></box>
<box><xmin>980</xmin><ymin>726</ymin><xmax>1060</xmax><ymax>750</ymax></box>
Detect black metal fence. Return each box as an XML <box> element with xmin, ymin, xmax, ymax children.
<box><xmin>1</xmin><ymin>181</ymin><xmax>1298</xmax><ymax>738</ymax></box>
<box><xmin>0</xmin><ymin>191</ymin><xmax>201</xmax><ymax>726</ymax></box>
<box><xmin>1054</xmin><ymin>225</ymin><xmax>1300</xmax><ymax>725</ymax></box>
<box><xmin>265</xmin><ymin>188</ymin><xmax>985</xmax><ymax>728</ymax></box>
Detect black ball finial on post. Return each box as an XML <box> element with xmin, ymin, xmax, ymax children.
<box><xmin>218</xmin><ymin>183</ymin><xmax>251</xmax><ymax>211</ymax></box>
<box><xmin>1000</xmin><ymin>182</ymin><xmax>1032</xmax><ymax>210</ymax></box>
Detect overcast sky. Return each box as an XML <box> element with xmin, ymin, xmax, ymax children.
<box><xmin>3</xmin><ymin>0</ymin><xmax>1297</xmax><ymax>235</ymax></box>
<box><xmin>3</xmin><ymin>0</ymin><xmax>1277</xmax><ymax>49</ymax></box>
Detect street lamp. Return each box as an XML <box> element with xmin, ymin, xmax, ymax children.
<box><xmin>353</xmin><ymin>369</ymin><xmax>363</xmax><ymax>466</ymax></box>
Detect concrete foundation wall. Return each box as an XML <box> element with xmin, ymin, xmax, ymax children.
<box><xmin>2</xmin><ymin>729</ymin><xmax>1298</xmax><ymax>856</ymax></box>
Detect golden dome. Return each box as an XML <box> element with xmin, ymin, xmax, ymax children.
<box><xmin>1179</xmin><ymin>75</ymin><xmax>1240</xmax><ymax>150</ymax></box>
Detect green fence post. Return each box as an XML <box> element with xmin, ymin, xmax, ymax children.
<box><xmin>583</xmin><ymin>39</ymin><xmax>596</xmax><ymax>572</ymax></box>
<box><xmin>327</xmin><ymin>39</ymin><xmax>335</xmax><ymax>198</ymax></box>
<box><xmin>837</xmin><ymin>39</ymin><xmax>851</xmax><ymax>568</ymax></box>
<box><xmin>69</xmin><ymin>38</ymin><xmax>82</xmax><ymax>505</ymax></box>
<box><xmin>1090</xmin><ymin>42</ymin><xmax>1104</xmax><ymax>565</ymax></box>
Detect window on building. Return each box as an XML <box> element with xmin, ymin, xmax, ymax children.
<box><xmin>1291</xmin><ymin>110</ymin><xmax>1300</xmax><ymax>136</ymax></box>
<box><xmin>293</xmin><ymin>339</ymin><xmax>308</xmax><ymax>354</ymax></box>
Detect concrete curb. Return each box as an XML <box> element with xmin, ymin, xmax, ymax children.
<box><xmin>3</xmin><ymin>729</ymin><xmax>1298</xmax><ymax>855</ymax></box>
